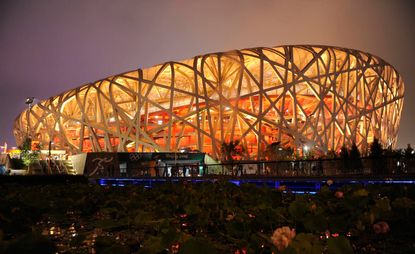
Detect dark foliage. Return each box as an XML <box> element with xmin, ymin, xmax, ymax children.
<box><xmin>349</xmin><ymin>143</ymin><xmax>363</xmax><ymax>173</ymax></box>
<box><xmin>370</xmin><ymin>138</ymin><xmax>386</xmax><ymax>174</ymax></box>
<box><xmin>9</xmin><ymin>158</ymin><xmax>25</xmax><ymax>169</ymax></box>
<box><xmin>0</xmin><ymin>182</ymin><xmax>414</xmax><ymax>253</ymax></box>
<box><xmin>339</xmin><ymin>145</ymin><xmax>349</xmax><ymax>173</ymax></box>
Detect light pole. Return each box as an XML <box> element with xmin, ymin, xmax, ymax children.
<box><xmin>48</xmin><ymin>140</ymin><xmax>53</xmax><ymax>174</ymax></box>
<box><xmin>23</xmin><ymin>97</ymin><xmax>35</xmax><ymax>174</ymax></box>
<box><xmin>25</xmin><ymin>97</ymin><xmax>35</xmax><ymax>138</ymax></box>
<box><xmin>303</xmin><ymin>145</ymin><xmax>309</xmax><ymax>158</ymax></box>
<box><xmin>48</xmin><ymin>140</ymin><xmax>53</xmax><ymax>157</ymax></box>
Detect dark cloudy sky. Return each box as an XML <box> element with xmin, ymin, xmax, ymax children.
<box><xmin>0</xmin><ymin>0</ymin><xmax>414</xmax><ymax>148</ymax></box>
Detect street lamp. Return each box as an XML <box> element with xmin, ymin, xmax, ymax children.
<box><xmin>48</xmin><ymin>141</ymin><xmax>54</xmax><ymax>158</ymax></box>
<box><xmin>303</xmin><ymin>145</ymin><xmax>309</xmax><ymax>157</ymax></box>
<box><xmin>25</xmin><ymin>97</ymin><xmax>34</xmax><ymax>105</ymax></box>
<box><xmin>25</xmin><ymin>97</ymin><xmax>35</xmax><ymax>138</ymax></box>
<box><xmin>48</xmin><ymin>140</ymin><xmax>54</xmax><ymax>174</ymax></box>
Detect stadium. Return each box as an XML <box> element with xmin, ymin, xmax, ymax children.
<box><xmin>13</xmin><ymin>45</ymin><xmax>404</xmax><ymax>160</ymax></box>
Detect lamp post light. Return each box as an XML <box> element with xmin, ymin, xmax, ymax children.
<box><xmin>48</xmin><ymin>140</ymin><xmax>54</xmax><ymax>174</ymax></box>
<box><xmin>303</xmin><ymin>145</ymin><xmax>309</xmax><ymax>158</ymax></box>
<box><xmin>48</xmin><ymin>140</ymin><xmax>54</xmax><ymax>157</ymax></box>
<box><xmin>25</xmin><ymin>97</ymin><xmax>35</xmax><ymax>138</ymax></box>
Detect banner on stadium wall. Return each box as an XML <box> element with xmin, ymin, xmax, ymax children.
<box><xmin>83</xmin><ymin>152</ymin><xmax>205</xmax><ymax>177</ymax></box>
<box><xmin>84</xmin><ymin>153</ymin><xmax>120</xmax><ymax>177</ymax></box>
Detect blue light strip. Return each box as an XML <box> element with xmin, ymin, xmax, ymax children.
<box><xmin>94</xmin><ymin>178</ymin><xmax>415</xmax><ymax>193</ymax></box>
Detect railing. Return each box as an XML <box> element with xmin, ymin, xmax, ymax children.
<box><xmin>13</xmin><ymin>156</ymin><xmax>415</xmax><ymax>178</ymax></box>
<box><xmin>23</xmin><ymin>160</ymin><xmax>73</xmax><ymax>175</ymax></box>
<box><xmin>122</xmin><ymin>156</ymin><xmax>415</xmax><ymax>178</ymax></box>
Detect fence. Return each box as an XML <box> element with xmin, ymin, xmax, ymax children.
<box><xmin>115</xmin><ymin>156</ymin><xmax>415</xmax><ymax>178</ymax></box>
<box><xmin>7</xmin><ymin>159</ymin><xmax>74</xmax><ymax>175</ymax></box>
<box><xmin>203</xmin><ymin>157</ymin><xmax>415</xmax><ymax>177</ymax></box>
<box><xmin>8</xmin><ymin>156</ymin><xmax>415</xmax><ymax>178</ymax></box>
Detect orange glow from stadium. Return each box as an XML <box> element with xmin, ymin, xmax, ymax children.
<box><xmin>13</xmin><ymin>45</ymin><xmax>404</xmax><ymax>159</ymax></box>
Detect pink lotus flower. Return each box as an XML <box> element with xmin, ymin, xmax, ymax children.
<box><xmin>373</xmin><ymin>221</ymin><xmax>390</xmax><ymax>234</ymax></box>
<box><xmin>335</xmin><ymin>191</ymin><xmax>344</xmax><ymax>198</ymax></box>
<box><xmin>226</xmin><ymin>213</ymin><xmax>235</xmax><ymax>221</ymax></box>
<box><xmin>271</xmin><ymin>226</ymin><xmax>296</xmax><ymax>251</ymax></box>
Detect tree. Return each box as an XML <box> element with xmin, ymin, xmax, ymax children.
<box><xmin>19</xmin><ymin>137</ymin><xmax>41</xmax><ymax>174</ymax></box>
<box><xmin>404</xmin><ymin>144</ymin><xmax>414</xmax><ymax>158</ymax></box>
<box><xmin>349</xmin><ymin>142</ymin><xmax>363</xmax><ymax>173</ymax></box>
<box><xmin>339</xmin><ymin>145</ymin><xmax>349</xmax><ymax>159</ymax></box>
<box><xmin>326</xmin><ymin>150</ymin><xmax>337</xmax><ymax>159</ymax></box>
<box><xmin>265</xmin><ymin>142</ymin><xmax>293</xmax><ymax>161</ymax></box>
<box><xmin>265</xmin><ymin>142</ymin><xmax>281</xmax><ymax>161</ymax></box>
<box><xmin>339</xmin><ymin>145</ymin><xmax>349</xmax><ymax>173</ymax></box>
<box><xmin>370</xmin><ymin>138</ymin><xmax>383</xmax><ymax>158</ymax></box>
<box><xmin>220</xmin><ymin>140</ymin><xmax>247</xmax><ymax>176</ymax></box>
<box><xmin>370</xmin><ymin>138</ymin><xmax>385</xmax><ymax>174</ymax></box>
<box><xmin>404</xmin><ymin>144</ymin><xmax>414</xmax><ymax>173</ymax></box>
<box><xmin>220</xmin><ymin>140</ymin><xmax>246</xmax><ymax>162</ymax></box>
<box><xmin>264</xmin><ymin>142</ymin><xmax>293</xmax><ymax>175</ymax></box>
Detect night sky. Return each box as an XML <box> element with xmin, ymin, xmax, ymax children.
<box><xmin>0</xmin><ymin>0</ymin><xmax>414</xmax><ymax>149</ymax></box>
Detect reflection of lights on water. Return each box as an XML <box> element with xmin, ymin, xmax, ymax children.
<box><xmin>68</xmin><ymin>224</ymin><xmax>77</xmax><ymax>237</ymax></box>
<box><xmin>49</xmin><ymin>226</ymin><xmax>62</xmax><ymax>236</ymax></box>
<box><xmin>170</xmin><ymin>243</ymin><xmax>180</xmax><ymax>253</ymax></box>
<box><xmin>42</xmin><ymin>228</ymin><xmax>48</xmax><ymax>236</ymax></box>
<box><xmin>319</xmin><ymin>231</ymin><xmax>350</xmax><ymax>239</ymax></box>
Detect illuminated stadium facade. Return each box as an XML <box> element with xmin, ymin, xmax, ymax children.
<box><xmin>14</xmin><ymin>45</ymin><xmax>404</xmax><ymax>159</ymax></box>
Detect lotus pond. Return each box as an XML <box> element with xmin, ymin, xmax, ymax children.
<box><xmin>0</xmin><ymin>179</ymin><xmax>415</xmax><ymax>253</ymax></box>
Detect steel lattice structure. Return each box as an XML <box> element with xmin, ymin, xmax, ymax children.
<box><xmin>14</xmin><ymin>45</ymin><xmax>404</xmax><ymax>159</ymax></box>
